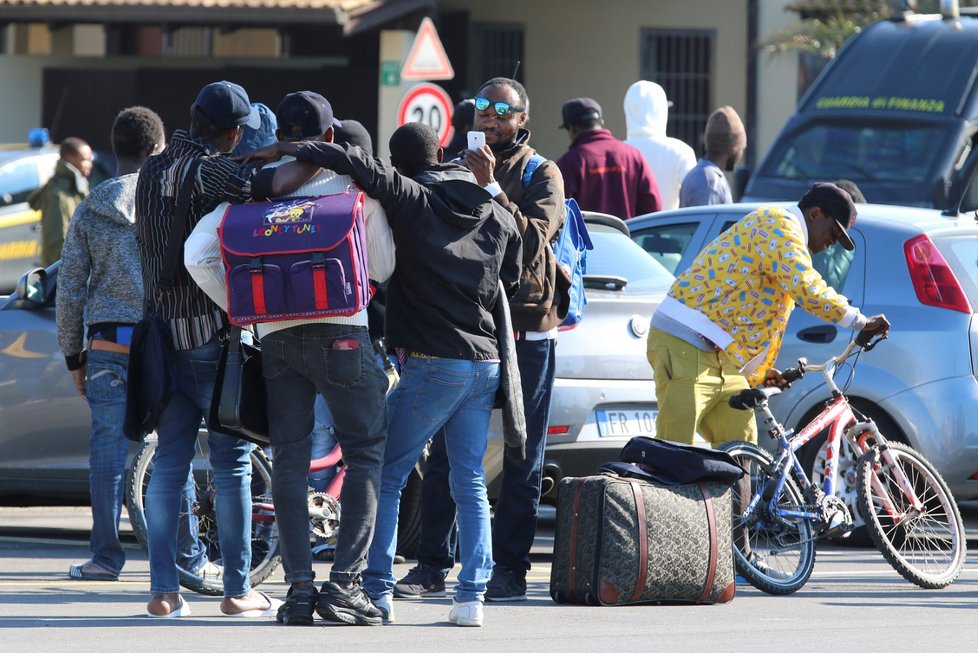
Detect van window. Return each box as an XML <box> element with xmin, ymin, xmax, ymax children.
<box><xmin>762</xmin><ymin>122</ymin><xmax>944</xmax><ymax>186</ymax></box>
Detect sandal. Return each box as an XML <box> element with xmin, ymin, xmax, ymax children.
<box><xmin>68</xmin><ymin>560</ymin><xmax>119</xmax><ymax>581</ymax></box>
<box><xmin>146</xmin><ymin>594</ymin><xmax>191</xmax><ymax>618</ymax></box>
<box><xmin>222</xmin><ymin>590</ymin><xmax>282</xmax><ymax>618</ymax></box>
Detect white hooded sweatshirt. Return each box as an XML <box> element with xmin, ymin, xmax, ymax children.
<box><xmin>624</xmin><ymin>81</ymin><xmax>696</xmax><ymax>211</ymax></box>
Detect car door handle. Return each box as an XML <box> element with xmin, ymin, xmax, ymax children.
<box><xmin>796</xmin><ymin>325</ymin><xmax>837</xmax><ymax>343</ymax></box>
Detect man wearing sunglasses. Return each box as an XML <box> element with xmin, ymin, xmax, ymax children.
<box><xmin>394</xmin><ymin>77</ymin><xmax>568</xmax><ymax>604</ymax></box>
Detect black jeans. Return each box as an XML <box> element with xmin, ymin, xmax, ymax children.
<box><xmin>261</xmin><ymin>323</ymin><xmax>388</xmax><ymax>583</ymax></box>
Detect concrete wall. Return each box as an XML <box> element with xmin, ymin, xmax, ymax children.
<box><xmin>755</xmin><ymin>0</ymin><xmax>800</xmax><ymax>167</ymax></box>
<box><xmin>0</xmin><ymin>55</ymin><xmax>70</xmax><ymax>143</ymax></box>
<box><xmin>440</xmin><ymin>0</ymin><xmax>751</xmax><ymax>161</ymax></box>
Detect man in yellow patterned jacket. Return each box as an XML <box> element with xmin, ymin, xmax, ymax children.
<box><xmin>647</xmin><ymin>183</ymin><xmax>889</xmax><ymax>445</ymax></box>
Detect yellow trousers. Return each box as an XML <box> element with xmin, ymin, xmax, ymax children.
<box><xmin>646</xmin><ymin>327</ymin><xmax>757</xmax><ymax>446</ymax></box>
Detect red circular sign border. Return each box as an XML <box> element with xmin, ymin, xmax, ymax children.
<box><xmin>396</xmin><ymin>82</ymin><xmax>454</xmax><ymax>146</ymax></box>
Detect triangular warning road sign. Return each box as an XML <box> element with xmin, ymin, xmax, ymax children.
<box><xmin>401</xmin><ymin>17</ymin><xmax>455</xmax><ymax>81</ymax></box>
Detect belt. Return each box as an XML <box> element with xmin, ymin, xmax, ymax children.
<box><xmin>410</xmin><ymin>352</ymin><xmax>440</xmax><ymax>359</ymax></box>
<box><xmin>89</xmin><ymin>339</ymin><xmax>130</xmax><ymax>354</ymax></box>
<box><xmin>91</xmin><ymin>324</ymin><xmax>135</xmax><ymax>346</ymax></box>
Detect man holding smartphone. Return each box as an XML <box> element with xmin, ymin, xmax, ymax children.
<box><xmin>467</xmin><ymin>130</ymin><xmax>485</xmax><ymax>151</ymax></box>
<box><xmin>395</xmin><ymin>77</ymin><xmax>568</xmax><ymax>603</ymax></box>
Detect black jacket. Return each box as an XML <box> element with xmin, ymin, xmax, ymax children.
<box><xmin>295</xmin><ymin>142</ymin><xmax>523</xmax><ymax>360</ymax></box>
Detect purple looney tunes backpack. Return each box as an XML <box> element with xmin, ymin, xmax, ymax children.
<box><xmin>218</xmin><ymin>190</ymin><xmax>371</xmax><ymax>326</ymax></box>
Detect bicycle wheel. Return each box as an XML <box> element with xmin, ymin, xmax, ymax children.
<box><xmin>718</xmin><ymin>441</ymin><xmax>816</xmax><ymax>595</ymax></box>
<box><xmin>126</xmin><ymin>433</ymin><xmax>281</xmax><ymax>596</ymax></box>
<box><xmin>856</xmin><ymin>442</ymin><xmax>966</xmax><ymax>588</ymax></box>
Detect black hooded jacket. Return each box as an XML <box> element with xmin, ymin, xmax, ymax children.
<box><xmin>294</xmin><ymin>141</ymin><xmax>523</xmax><ymax>360</ymax></box>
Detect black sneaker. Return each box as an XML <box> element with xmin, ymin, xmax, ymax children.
<box><xmin>276</xmin><ymin>584</ymin><xmax>318</xmax><ymax>626</ymax></box>
<box><xmin>316</xmin><ymin>581</ymin><xmax>384</xmax><ymax>626</ymax></box>
<box><xmin>485</xmin><ymin>568</ymin><xmax>527</xmax><ymax>602</ymax></box>
<box><xmin>392</xmin><ymin>565</ymin><xmax>447</xmax><ymax>598</ymax></box>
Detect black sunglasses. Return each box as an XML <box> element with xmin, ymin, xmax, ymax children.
<box><xmin>474</xmin><ymin>96</ymin><xmax>525</xmax><ymax>117</ymax></box>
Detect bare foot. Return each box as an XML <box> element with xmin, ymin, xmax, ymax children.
<box><xmin>221</xmin><ymin>589</ymin><xmax>274</xmax><ymax>616</ymax></box>
<box><xmin>146</xmin><ymin>593</ymin><xmax>184</xmax><ymax>616</ymax></box>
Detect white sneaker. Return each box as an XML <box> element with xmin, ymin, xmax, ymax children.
<box><xmin>448</xmin><ymin>599</ymin><xmax>483</xmax><ymax>627</ymax></box>
<box><xmin>373</xmin><ymin>593</ymin><xmax>395</xmax><ymax>624</ymax></box>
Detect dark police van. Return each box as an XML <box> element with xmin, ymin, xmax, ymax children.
<box><xmin>743</xmin><ymin>10</ymin><xmax>978</xmax><ymax>212</ymax></box>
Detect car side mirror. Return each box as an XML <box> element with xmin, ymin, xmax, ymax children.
<box><xmin>947</xmin><ymin>139</ymin><xmax>978</xmax><ymax>215</ymax></box>
<box><xmin>15</xmin><ymin>267</ymin><xmax>47</xmax><ymax>306</ymax></box>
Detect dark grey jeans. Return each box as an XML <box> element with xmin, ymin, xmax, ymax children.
<box><xmin>261</xmin><ymin>323</ymin><xmax>387</xmax><ymax>584</ymax></box>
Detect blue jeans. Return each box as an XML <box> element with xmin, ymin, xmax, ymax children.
<box><xmin>363</xmin><ymin>356</ymin><xmax>499</xmax><ymax>604</ymax></box>
<box><xmin>86</xmin><ymin>349</ymin><xmax>204</xmax><ymax>577</ymax></box>
<box><xmin>85</xmin><ymin>349</ymin><xmax>131</xmax><ymax>576</ymax></box>
<box><xmin>146</xmin><ymin>340</ymin><xmax>254</xmax><ymax>596</ymax></box>
<box><xmin>416</xmin><ymin>338</ymin><xmax>556</xmax><ymax>575</ymax></box>
<box><xmin>261</xmin><ymin>324</ymin><xmax>387</xmax><ymax>585</ymax></box>
<box><xmin>309</xmin><ymin>394</ymin><xmax>339</xmax><ymax>492</ymax></box>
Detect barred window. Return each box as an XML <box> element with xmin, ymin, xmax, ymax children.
<box><xmin>163</xmin><ymin>26</ymin><xmax>211</xmax><ymax>57</ymax></box>
<box><xmin>468</xmin><ymin>22</ymin><xmax>525</xmax><ymax>89</ymax></box>
<box><xmin>640</xmin><ymin>29</ymin><xmax>715</xmax><ymax>150</ymax></box>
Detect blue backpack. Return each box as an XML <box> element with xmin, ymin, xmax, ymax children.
<box><xmin>523</xmin><ymin>154</ymin><xmax>593</xmax><ymax>329</ymax></box>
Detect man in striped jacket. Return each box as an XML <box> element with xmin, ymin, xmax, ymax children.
<box><xmin>135</xmin><ymin>81</ymin><xmax>315</xmax><ymax>619</ymax></box>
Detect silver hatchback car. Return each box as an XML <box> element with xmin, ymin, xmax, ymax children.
<box><xmin>628</xmin><ymin>202</ymin><xmax>978</xmax><ymax>513</ymax></box>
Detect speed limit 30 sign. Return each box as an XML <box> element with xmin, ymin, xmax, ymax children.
<box><xmin>396</xmin><ymin>82</ymin><xmax>454</xmax><ymax>147</ymax></box>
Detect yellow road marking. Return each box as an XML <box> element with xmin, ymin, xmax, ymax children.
<box><xmin>1</xmin><ymin>332</ymin><xmax>49</xmax><ymax>358</ymax></box>
<box><xmin>0</xmin><ymin>209</ymin><xmax>40</xmax><ymax>230</ymax></box>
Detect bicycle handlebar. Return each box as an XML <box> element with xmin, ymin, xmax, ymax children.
<box><xmin>779</xmin><ymin>365</ymin><xmax>806</xmax><ymax>385</ymax></box>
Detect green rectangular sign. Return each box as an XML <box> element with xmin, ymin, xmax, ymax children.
<box><xmin>381</xmin><ymin>61</ymin><xmax>401</xmax><ymax>87</ymax></box>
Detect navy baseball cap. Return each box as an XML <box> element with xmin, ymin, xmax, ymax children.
<box><xmin>192</xmin><ymin>81</ymin><xmax>261</xmax><ymax>130</ymax></box>
<box><xmin>559</xmin><ymin>97</ymin><xmax>602</xmax><ymax>129</ymax></box>
<box><xmin>276</xmin><ymin>91</ymin><xmax>340</xmax><ymax>140</ymax></box>
<box><xmin>333</xmin><ymin>118</ymin><xmax>374</xmax><ymax>156</ymax></box>
<box><xmin>799</xmin><ymin>182</ymin><xmax>858</xmax><ymax>251</ymax></box>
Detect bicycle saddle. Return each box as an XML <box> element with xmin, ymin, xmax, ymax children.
<box><xmin>728</xmin><ymin>387</ymin><xmax>780</xmax><ymax>410</ymax></box>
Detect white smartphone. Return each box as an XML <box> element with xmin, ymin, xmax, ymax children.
<box><xmin>467</xmin><ymin>130</ymin><xmax>486</xmax><ymax>151</ymax></box>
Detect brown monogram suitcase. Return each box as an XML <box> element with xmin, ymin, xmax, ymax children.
<box><xmin>550</xmin><ymin>474</ymin><xmax>736</xmax><ymax>605</ymax></box>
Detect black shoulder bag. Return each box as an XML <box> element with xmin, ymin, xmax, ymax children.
<box><xmin>123</xmin><ymin>159</ymin><xmax>202</xmax><ymax>442</ymax></box>
<box><xmin>207</xmin><ymin>325</ymin><xmax>270</xmax><ymax>446</ymax></box>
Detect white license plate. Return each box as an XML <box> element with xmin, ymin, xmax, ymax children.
<box><xmin>596</xmin><ymin>409</ymin><xmax>658</xmax><ymax>437</ymax></box>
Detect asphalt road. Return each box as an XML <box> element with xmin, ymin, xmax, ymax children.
<box><xmin>1</xmin><ymin>506</ymin><xmax>977</xmax><ymax>652</ymax></box>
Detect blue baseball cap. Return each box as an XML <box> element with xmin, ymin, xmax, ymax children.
<box><xmin>192</xmin><ymin>81</ymin><xmax>261</xmax><ymax>130</ymax></box>
<box><xmin>233</xmin><ymin>103</ymin><xmax>279</xmax><ymax>157</ymax></box>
